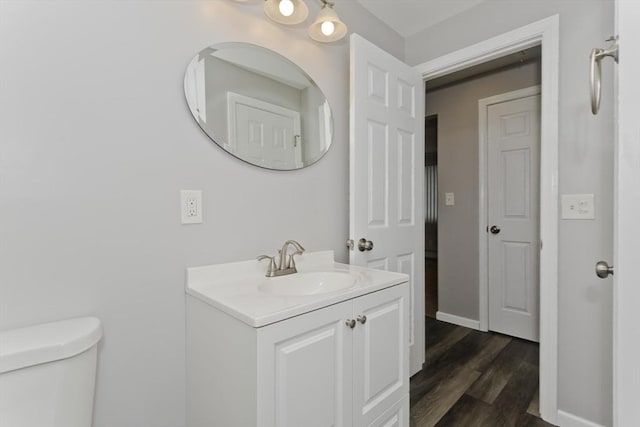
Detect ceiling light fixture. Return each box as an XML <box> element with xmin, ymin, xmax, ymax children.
<box><xmin>262</xmin><ymin>0</ymin><xmax>348</xmax><ymax>43</ymax></box>
<box><xmin>264</xmin><ymin>0</ymin><xmax>309</xmax><ymax>25</ymax></box>
<box><xmin>307</xmin><ymin>0</ymin><xmax>347</xmax><ymax>43</ymax></box>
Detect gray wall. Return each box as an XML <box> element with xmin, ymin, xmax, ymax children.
<box><xmin>427</xmin><ymin>61</ymin><xmax>541</xmax><ymax>320</ymax></box>
<box><xmin>0</xmin><ymin>1</ymin><xmax>402</xmax><ymax>426</ymax></box>
<box><xmin>407</xmin><ymin>1</ymin><xmax>614</xmax><ymax>425</ymax></box>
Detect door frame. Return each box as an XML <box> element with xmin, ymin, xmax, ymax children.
<box><xmin>413</xmin><ymin>15</ymin><xmax>559</xmax><ymax>424</ymax></box>
<box><xmin>478</xmin><ymin>84</ymin><xmax>541</xmax><ymax>334</ymax></box>
<box><xmin>614</xmin><ymin>1</ymin><xmax>640</xmax><ymax>425</ymax></box>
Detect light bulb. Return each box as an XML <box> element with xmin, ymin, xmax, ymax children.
<box><xmin>279</xmin><ymin>0</ymin><xmax>294</xmax><ymax>17</ymax></box>
<box><xmin>320</xmin><ymin>20</ymin><xmax>335</xmax><ymax>36</ymax></box>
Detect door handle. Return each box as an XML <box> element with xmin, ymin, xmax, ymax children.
<box><xmin>358</xmin><ymin>238</ymin><xmax>374</xmax><ymax>252</ymax></box>
<box><xmin>490</xmin><ymin>225</ymin><xmax>501</xmax><ymax>235</ymax></box>
<box><xmin>595</xmin><ymin>260</ymin><xmax>614</xmax><ymax>279</ymax></box>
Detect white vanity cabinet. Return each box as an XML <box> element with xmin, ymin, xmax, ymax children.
<box><xmin>186</xmin><ymin>282</ymin><xmax>409</xmax><ymax>427</ymax></box>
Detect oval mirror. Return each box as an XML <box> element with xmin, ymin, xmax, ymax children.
<box><xmin>184</xmin><ymin>42</ymin><xmax>334</xmax><ymax>170</ymax></box>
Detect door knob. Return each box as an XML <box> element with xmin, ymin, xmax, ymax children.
<box><xmin>595</xmin><ymin>260</ymin><xmax>614</xmax><ymax>279</ymax></box>
<box><xmin>345</xmin><ymin>319</ymin><xmax>356</xmax><ymax>329</ymax></box>
<box><xmin>357</xmin><ymin>315</ymin><xmax>367</xmax><ymax>324</ymax></box>
<box><xmin>490</xmin><ymin>225</ymin><xmax>501</xmax><ymax>234</ymax></box>
<box><xmin>358</xmin><ymin>238</ymin><xmax>374</xmax><ymax>252</ymax></box>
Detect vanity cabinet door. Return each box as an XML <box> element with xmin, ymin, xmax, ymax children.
<box><xmin>352</xmin><ymin>284</ymin><xmax>409</xmax><ymax>427</ymax></box>
<box><xmin>367</xmin><ymin>396</ymin><xmax>409</xmax><ymax>427</ymax></box>
<box><xmin>257</xmin><ymin>299</ymin><xmax>354</xmax><ymax>427</ymax></box>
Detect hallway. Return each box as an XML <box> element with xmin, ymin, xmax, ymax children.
<box><xmin>409</xmin><ymin>317</ymin><xmax>555</xmax><ymax>427</ymax></box>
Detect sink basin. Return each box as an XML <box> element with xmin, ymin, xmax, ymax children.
<box><xmin>259</xmin><ymin>271</ymin><xmax>359</xmax><ymax>296</ymax></box>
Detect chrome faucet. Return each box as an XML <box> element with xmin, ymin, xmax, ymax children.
<box><xmin>257</xmin><ymin>240</ymin><xmax>305</xmax><ymax>277</ymax></box>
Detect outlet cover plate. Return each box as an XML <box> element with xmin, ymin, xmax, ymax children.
<box><xmin>181</xmin><ymin>190</ymin><xmax>203</xmax><ymax>224</ymax></box>
<box><xmin>445</xmin><ymin>192</ymin><xmax>455</xmax><ymax>206</ymax></box>
<box><xmin>561</xmin><ymin>194</ymin><xmax>595</xmax><ymax>220</ymax></box>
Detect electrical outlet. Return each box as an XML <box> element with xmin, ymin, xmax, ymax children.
<box><xmin>181</xmin><ymin>190</ymin><xmax>202</xmax><ymax>224</ymax></box>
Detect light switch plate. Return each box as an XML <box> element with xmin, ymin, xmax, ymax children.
<box><xmin>181</xmin><ymin>190</ymin><xmax>203</xmax><ymax>224</ymax></box>
<box><xmin>561</xmin><ymin>194</ymin><xmax>595</xmax><ymax>219</ymax></box>
<box><xmin>445</xmin><ymin>192</ymin><xmax>455</xmax><ymax>206</ymax></box>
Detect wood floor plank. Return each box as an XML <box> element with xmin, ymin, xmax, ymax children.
<box><xmin>425</xmin><ymin>317</ymin><xmax>460</xmax><ymax>349</ymax></box>
<box><xmin>459</xmin><ymin>333</ymin><xmax>511</xmax><ymax>374</ymax></box>
<box><xmin>426</xmin><ymin>326</ymin><xmax>471</xmax><ymax>365</ymax></box>
<box><xmin>412</xmin><ymin>324</ymin><xmax>488</xmax><ymax>405</ymax></box>
<box><xmin>411</xmin><ymin>318</ymin><xmax>556</xmax><ymax>427</ymax></box>
<box><xmin>516</xmin><ymin>412</ymin><xmax>557</xmax><ymax>427</ymax></box>
<box><xmin>422</xmin><ymin>330</ymin><xmax>493</xmax><ymax>391</ymax></box>
<box><xmin>527</xmin><ymin>387</ymin><xmax>540</xmax><ymax>417</ymax></box>
<box><xmin>489</xmin><ymin>361</ymin><xmax>540</xmax><ymax>426</ymax></box>
<box><xmin>412</xmin><ymin>328</ymin><xmax>505</xmax><ymax>407</ymax></box>
<box><xmin>466</xmin><ymin>339</ymin><xmax>531</xmax><ymax>404</ymax></box>
<box><xmin>433</xmin><ymin>393</ymin><xmax>495</xmax><ymax>427</ymax></box>
<box><xmin>411</xmin><ymin>366</ymin><xmax>482</xmax><ymax>427</ymax></box>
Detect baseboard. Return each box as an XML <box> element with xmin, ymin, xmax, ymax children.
<box><xmin>557</xmin><ymin>410</ymin><xmax>606</xmax><ymax>427</ymax></box>
<box><xmin>435</xmin><ymin>311</ymin><xmax>481</xmax><ymax>330</ymax></box>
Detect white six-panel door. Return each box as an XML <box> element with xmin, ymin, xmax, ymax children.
<box><xmin>487</xmin><ymin>94</ymin><xmax>541</xmax><ymax>342</ymax></box>
<box><xmin>349</xmin><ymin>33</ymin><xmax>425</xmax><ymax>376</ymax></box>
<box><xmin>228</xmin><ymin>92</ymin><xmax>302</xmax><ymax>169</ymax></box>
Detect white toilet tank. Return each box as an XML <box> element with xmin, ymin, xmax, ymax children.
<box><xmin>0</xmin><ymin>317</ymin><xmax>103</xmax><ymax>427</ymax></box>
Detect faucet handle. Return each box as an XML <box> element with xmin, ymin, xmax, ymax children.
<box><xmin>289</xmin><ymin>252</ymin><xmax>301</xmax><ymax>271</ymax></box>
<box><xmin>257</xmin><ymin>255</ymin><xmax>277</xmax><ymax>277</ymax></box>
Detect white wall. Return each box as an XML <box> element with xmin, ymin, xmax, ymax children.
<box><xmin>407</xmin><ymin>1</ymin><xmax>614</xmax><ymax>425</ymax></box>
<box><xmin>0</xmin><ymin>1</ymin><xmax>403</xmax><ymax>426</ymax></box>
<box><xmin>426</xmin><ymin>61</ymin><xmax>541</xmax><ymax>320</ymax></box>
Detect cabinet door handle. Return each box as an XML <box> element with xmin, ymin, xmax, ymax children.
<box><xmin>357</xmin><ymin>315</ymin><xmax>367</xmax><ymax>325</ymax></box>
<box><xmin>595</xmin><ymin>260</ymin><xmax>614</xmax><ymax>278</ymax></box>
<box><xmin>345</xmin><ymin>319</ymin><xmax>356</xmax><ymax>329</ymax></box>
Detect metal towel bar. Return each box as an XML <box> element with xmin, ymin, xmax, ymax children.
<box><xmin>590</xmin><ymin>36</ymin><xmax>619</xmax><ymax>115</ymax></box>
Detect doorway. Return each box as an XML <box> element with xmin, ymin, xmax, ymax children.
<box><xmin>424</xmin><ymin>115</ymin><xmax>438</xmax><ymax>319</ymax></box>
<box><xmin>423</xmin><ymin>50</ymin><xmax>541</xmax><ymax>336</ymax></box>
<box><xmin>415</xmin><ymin>14</ymin><xmax>559</xmax><ymax>424</ymax></box>
<box><xmin>349</xmin><ymin>15</ymin><xmax>560</xmax><ymax>424</ymax></box>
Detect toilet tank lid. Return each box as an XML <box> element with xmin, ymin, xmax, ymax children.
<box><xmin>0</xmin><ymin>317</ymin><xmax>103</xmax><ymax>374</ymax></box>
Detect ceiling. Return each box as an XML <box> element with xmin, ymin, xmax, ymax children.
<box><xmin>355</xmin><ymin>0</ymin><xmax>487</xmax><ymax>38</ymax></box>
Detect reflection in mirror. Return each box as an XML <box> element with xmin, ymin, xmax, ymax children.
<box><xmin>184</xmin><ymin>42</ymin><xmax>333</xmax><ymax>170</ymax></box>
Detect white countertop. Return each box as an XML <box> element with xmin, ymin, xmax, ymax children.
<box><xmin>186</xmin><ymin>251</ymin><xmax>409</xmax><ymax>328</ymax></box>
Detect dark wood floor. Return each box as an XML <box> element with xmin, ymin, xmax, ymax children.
<box><xmin>409</xmin><ymin>317</ymin><xmax>556</xmax><ymax>427</ymax></box>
